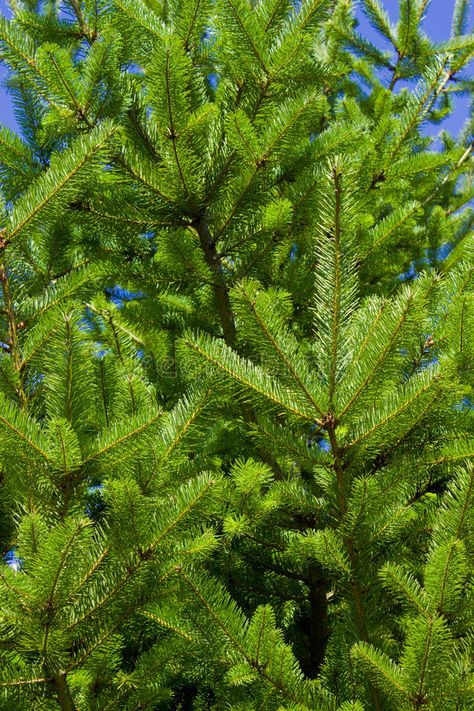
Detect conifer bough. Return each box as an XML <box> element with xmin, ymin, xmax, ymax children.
<box><xmin>0</xmin><ymin>0</ymin><xmax>473</xmax><ymax>709</ymax></box>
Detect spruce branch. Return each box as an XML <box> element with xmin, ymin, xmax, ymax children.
<box><xmin>6</xmin><ymin>121</ymin><xmax>117</xmax><ymax>245</ymax></box>
<box><xmin>389</xmin><ymin>59</ymin><xmax>454</xmax><ymax>160</ymax></box>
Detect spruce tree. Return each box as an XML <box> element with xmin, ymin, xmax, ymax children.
<box><xmin>0</xmin><ymin>0</ymin><xmax>473</xmax><ymax>709</ymax></box>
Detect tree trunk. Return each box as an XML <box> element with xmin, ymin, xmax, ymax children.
<box><xmin>52</xmin><ymin>673</ymin><xmax>77</xmax><ymax>711</ymax></box>
<box><xmin>194</xmin><ymin>214</ymin><xmax>236</xmax><ymax>348</ymax></box>
<box><xmin>307</xmin><ymin>565</ymin><xmax>329</xmax><ymax>676</ymax></box>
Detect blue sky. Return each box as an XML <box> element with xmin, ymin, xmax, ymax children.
<box><xmin>0</xmin><ymin>0</ymin><xmax>471</xmax><ymax>135</ymax></box>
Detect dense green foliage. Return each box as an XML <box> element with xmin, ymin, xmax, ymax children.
<box><xmin>0</xmin><ymin>0</ymin><xmax>473</xmax><ymax>708</ymax></box>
